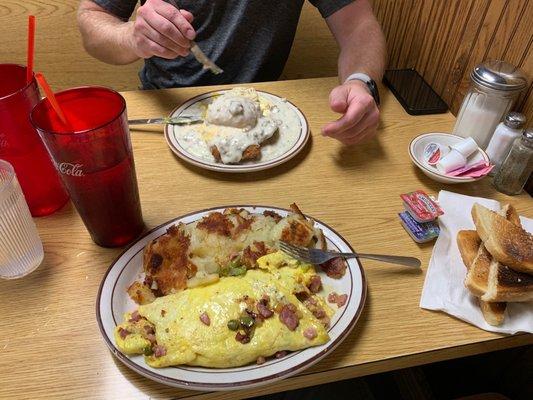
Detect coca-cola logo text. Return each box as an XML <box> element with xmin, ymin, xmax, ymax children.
<box><xmin>58</xmin><ymin>162</ymin><xmax>84</xmax><ymax>177</ymax></box>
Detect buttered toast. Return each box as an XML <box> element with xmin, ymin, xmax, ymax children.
<box><xmin>457</xmin><ymin>204</ymin><xmax>533</xmax><ymax>326</ymax></box>
<box><xmin>472</xmin><ymin>203</ymin><xmax>533</xmax><ymax>274</ymax></box>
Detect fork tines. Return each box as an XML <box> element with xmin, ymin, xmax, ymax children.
<box><xmin>279</xmin><ymin>241</ymin><xmax>311</xmax><ymax>263</ymax></box>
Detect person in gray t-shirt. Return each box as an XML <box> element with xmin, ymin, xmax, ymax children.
<box><xmin>78</xmin><ymin>0</ymin><xmax>386</xmax><ymax>145</ymax></box>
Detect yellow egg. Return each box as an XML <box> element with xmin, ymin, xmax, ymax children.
<box><xmin>115</xmin><ymin>267</ymin><xmax>331</xmax><ymax>368</ymax></box>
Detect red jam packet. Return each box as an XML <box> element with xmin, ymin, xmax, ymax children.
<box><xmin>400</xmin><ymin>190</ymin><xmax>444</xmax><ymax>223</ymax></box>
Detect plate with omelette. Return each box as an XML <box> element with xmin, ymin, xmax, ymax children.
<box><xmin>97</xmin><ymin>204</ymin><xmax>366</xmax><ymax>391</ymax></box>
<box><xmin>164</xmin><ymin>87</ymin><xmax>309</xmax><ymax>172</ymax></box>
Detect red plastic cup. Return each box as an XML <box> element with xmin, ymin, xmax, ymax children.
<box><xmin>30</xmin><ymin>86</ymin><xmax>144</xmax><ymax>247</ymax></box>
<box><xmin>0</xmin><ymin>64</ymin><xmax>69</xmax><ymax>216</ymax></box>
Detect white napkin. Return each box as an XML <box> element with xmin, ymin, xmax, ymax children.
<box><xmin>420</xmin><ymin>190</ymin><xmax>533</xmax><ymax>334</ymax></box>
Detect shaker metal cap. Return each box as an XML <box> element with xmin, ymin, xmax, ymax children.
<box><xmin>504</xmin><ymin>112</ymin><xmax>526</xmax><ymax>129</ymax></box>
<box><xmin>471</xmin><ymin>60</ymin><xmax>528</xmax><ymax>91</ymax></box>
<box><xmin>523</xmin><ymin>128</ymin><xmax>533</xmax><ymax>142</ymax></box>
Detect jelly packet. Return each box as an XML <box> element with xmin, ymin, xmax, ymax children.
<box><xmin>399</xmin><ymin>211</ymin><xmax>440</xmax><ymax>243</ymax></box>
<box><xmin>423</xmin><ymin>142</ymin><xmax>449</xmax><ymax>165</ymax></box>
<box><xmin>400</xmin><ymin>190</ymin><xmax>443</xmax><ymax>223</ymax></box>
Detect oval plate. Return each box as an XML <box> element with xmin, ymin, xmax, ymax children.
<box><xmin>164</xmin><ymin>90</ymin><xmax>310</xmax><ymax>173</ymax></box>
<box><xmin>96</xmin><ymin>205</ymin><xmax>366</xmax><ymax>391</ymax></box>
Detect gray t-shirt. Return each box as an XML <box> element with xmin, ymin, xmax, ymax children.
<box><xmin>91</xmin><ymin>0</ymin><xmax>353</xmax><ymax>89</ymax></box>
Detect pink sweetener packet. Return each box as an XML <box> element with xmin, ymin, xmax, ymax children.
<box><xmin>446</xmin><ymin>161</ymin><xmax>494</xmax><ymax>178</ymax></box>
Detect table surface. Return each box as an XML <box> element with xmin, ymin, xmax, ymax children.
<box><xmin>1</xmin><ymin>77</ymin><xmax>531</xmax><ymax>400</ymax></box>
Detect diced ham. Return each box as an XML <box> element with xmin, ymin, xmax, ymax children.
<box><xmin>235</xmin><ymin>331</ymin><xmax>250</xmax><ymax>344</ymax></box>
<box><xmin>146</xmin><ymin>333</ymin><xmax>156</xmax><ymax>343</ymax></box>
<box><xmin>319</xmin><ymin>257</ymin><xmax>347</xmax><ymax>279</ymax></box>
<box><xmin>274</xmin><ymin>351</ymin><xmax>287</xmax><ymax>359</ymax></box>
<box><xmin>279</xmin><ymin>304</ymin><xmax>300</xmax><ymax>331</ymax></box>
<box><xmin>328</xmin><ymin>292</ymin><xmax>348</xmax><ymax>307</ymax></box>
<box><xmin>257</xmin><ymin>299</ymin><xmax>273</xmax><ymax>319</ymax></box>
<box><xmin>199</xmin><ymin>312</ymin><xmax>211</xmax><ymax>326</ymax></box>
<box><xmin>303</xmin><ymin>327</ymin><xmax>317</xmax><ymax>340</ymax></box>
<box><xmin>143</xmin><ymin>325</ymin><xmax>155</xmax><ymax>335</ymax></box>
<box><xmin>336</xmin><ymin>294</ymin><xmax>348</xmax><ymax>307</ymax></box>
<box><xmin>118</xmin><ymin>327</ymin><xmax>130</xmax><ymax>339</ymax></box>
<box><xmin>327</xmin><ymin>292</ymin><xmax>337</xmax><ymax>303</ymax></box>
<box><xmin>307</xmin><ymin>275</ymin><xmax>322</xmax><ymax>293</ymax></box>
<box><xmin>153</xmin><ymin>345</ymin><xmax>166</xmax><ymax>357</ymax></box>
<box><xmin>128</xmin><ymin>311</ymin><xmax>141</xmax><ymax>323</ymax></box>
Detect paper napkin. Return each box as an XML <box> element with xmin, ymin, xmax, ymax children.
<box><xmin>420</xmin><ymin>190</ymin><xmax>533</xmax><ymax>334</ymax></box>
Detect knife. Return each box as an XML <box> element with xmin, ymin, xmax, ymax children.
<box><xmin>128</xmin><ymin>116</ymin><xmax>203</xmax><ymax>125</ymax></box>
<box><xmin>168</xmin><ymin>0</ymin><xmax>223</xmax><ymax>75</ymax></box>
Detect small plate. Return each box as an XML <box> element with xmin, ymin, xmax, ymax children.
<box><xmin>96</xmin><ymin>205</ymin><xmax>366</xmax><ymax>391</ymax></box>
<box><xmin>164</xmin><ymin>90</ymin><xmax>310</xmax><ymax>173</ymax></box>
<box><xmin>409</xmin><ymin>133</ymin><xmax>490</xmax><ymax>184</ymax></box>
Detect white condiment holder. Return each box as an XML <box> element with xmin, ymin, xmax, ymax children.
<box><xmin>436</xmin><ymin>137</ymin><xmax>478</xmax><ymax>173</ymax></box>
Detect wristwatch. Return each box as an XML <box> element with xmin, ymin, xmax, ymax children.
<box><xmin>344</xmin><ymin>73</ymin><xmax>380</xmax><ymax>107</ymax></box>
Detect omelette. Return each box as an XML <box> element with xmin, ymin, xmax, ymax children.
<box><xmin>115</xmin><ymin>252</ymin><xmax>335</xmax><ymax>368</ymax></box>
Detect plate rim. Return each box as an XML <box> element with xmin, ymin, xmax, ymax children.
<box><xmin>408</xmin><ymin>132</ymin><xmax>490</xmax><ymax>183</ymax></box>
<box><xmin>96</xmin><ymin>204</ymin><xmax>367</xmax><ymax>391</ymax></box>
<box><xmin>163</xmin><ymin>89</ymin><xmax>311</xmax><ymax>173</ymax></box>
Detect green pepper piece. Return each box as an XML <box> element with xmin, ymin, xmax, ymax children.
<box><xmin>227</xmin><ymin>319</ymin><xmax>240</xmax><ymax>331</ymax></box>
<box><xmin>143</xmin><ymin>346</ymin><xmax>153</xmax><ymax>356</ymax></box>
<box><xmin>239</xmin><ymin>315</ymin><xmax>254</xmax><ymax>328</ymax></box>
<box><xmin>228</xmin><ymin>266</ymin><xmax>247</xmax><ymax>276</ymax></box>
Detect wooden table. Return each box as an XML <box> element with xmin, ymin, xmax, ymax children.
<box><xmin>1</xmin><ymin>77</ymin><xmax>531</xmax><ymax>400</ymax></box>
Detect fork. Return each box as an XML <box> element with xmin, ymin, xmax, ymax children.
<box><xmin>279</xmin><ymin>241</ymin><xmax>421</xmax><ymax>268</ymax></box>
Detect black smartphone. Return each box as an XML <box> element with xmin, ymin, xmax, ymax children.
<box><xmin>383</xmin><ymin>69</ymin><xmax>448</xmax><ymax>115</ymax></box>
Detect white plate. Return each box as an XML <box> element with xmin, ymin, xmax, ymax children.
<box><xmin>164</xmin><ymin>90</ymin><xmax>310</xmax><ymax>173</ymax></box>
<box><xmin>96</xmin><ymin>205</ymin><xmax>366</xmax><ymax>391</ymax></box>
<box><xmin>409</xmin><ymin>132</ymin><xmax>490</xmax><ymax>184</ymax></box>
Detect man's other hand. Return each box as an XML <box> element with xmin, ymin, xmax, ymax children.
<box><xmin>322</xmin><ymin>80</ymin><xmax>379</xmax><ymax>146</ymax></box>
<box><xmin>128</xmin><ymin>0</ymin><xmax>196</xmax><ymax>59</ymax></box>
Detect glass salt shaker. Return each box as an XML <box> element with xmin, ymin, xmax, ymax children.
<box><xmin>485</xmin><ymin>111</ymin><xmax>526</xmax><ymax>175</ymax></box>
<box><xmin>493</xmin><ymin>128</ymin><xmax>533</xmax><ymax>195</ymax></box>
<box><xmin>452</xmin><ymin>60</ymin><xmax>528</xmax><ymax>149</ymax></box>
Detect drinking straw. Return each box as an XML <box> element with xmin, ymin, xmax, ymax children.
<box><xmin>26</xmin><ymin>15</ymin><xmax>36</xmax><ymax>84</ymax></box>
<box><xmin>35</xmin><ymin>73</ymin><xmax>69</xmax><ymax>127</ymax></box>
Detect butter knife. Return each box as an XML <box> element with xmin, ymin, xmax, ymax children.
<box><xmin>168</xmin><ymin>0</ymin><xmax>223</xmax><ymax>75</ymax></box>
<box><xmin>128</xmin><ymin>116</ymin><xmax>203</xmax><ymax>125</ymax></box>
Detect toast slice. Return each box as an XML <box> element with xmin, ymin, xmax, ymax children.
<box><xmin>472</xmin><ymin>203</ymin><xmax>533</xmax><ymax>274</ymax></box>
<box><xmin>457</xmin><ymin>230</ymin><xmax>507</xmax><ymax>325</ymax></box>
<box><xmin>478</xmin><ymin>301</ymin><xmax>506</xmax><ymax>326</ymax></box>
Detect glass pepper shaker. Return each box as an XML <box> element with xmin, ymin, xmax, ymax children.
<box><xmin>493</xmin><ymin>128</ymin><xmax>533</xmax><ymax>195</ymax></box>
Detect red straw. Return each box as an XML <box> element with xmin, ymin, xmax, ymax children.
<box><xmin>26</xmin><ymin>15</ymin><xmax>36</xmax><ymax>84</ymax></box>
<box><xmin>35</xmin><ymin>73</ymin><xmax>69</xmax><ymax>127</ymax></box>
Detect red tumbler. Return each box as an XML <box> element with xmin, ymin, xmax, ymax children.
<box><xmin>30</xmin><ymin>86</ymin><xmax>144</xmax><ymax>247</ymax></box>
<box><xmin>0</xmin><ymin>64</ymin><xmax>69</xmax><ymax>216</ymax></box>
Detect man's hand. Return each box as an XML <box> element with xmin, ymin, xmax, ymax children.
<box><xmin>322</xmin><ymin>80</ymin><xmax>379</xmax><ymax>146</ymax></box>
<box><xmin>128</xmin><ymin>0</ymin><xmax>196</xmax><ymax>59</ymax></box>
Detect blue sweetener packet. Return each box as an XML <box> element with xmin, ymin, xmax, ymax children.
<box><xmin>398</xmin><ymin>211</ymin><xmax>440</xmax><ymax>243</ymax></box>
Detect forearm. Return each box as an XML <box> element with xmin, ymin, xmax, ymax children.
<box><xmin>337</xmin><ymin>19</ymin><xmax>386</xmax><ymax>83</ymax></box>
<box><xmin>77</xmin><ymin>2</ymin><xmax>139</xmax><ymax>65</ymax></box>
<box><xmin>326</xmin><ymin>0</ymin><xmax>387</xmax><ymax>83</ymax></box>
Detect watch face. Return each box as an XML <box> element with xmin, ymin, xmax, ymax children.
<box><xmin>368</xmin><ymin>80</ymin><xmax>380</xmax><ymax>106</ymax></box>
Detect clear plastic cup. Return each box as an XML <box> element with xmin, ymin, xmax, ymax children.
<box><xmin>0</xmin><ymin>159</ymin><xmax>44</xmax><ymax>279</ymax></box>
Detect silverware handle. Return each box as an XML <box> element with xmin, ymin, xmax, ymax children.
<box><xmin>336</xmin><ymin>252</ymin><xmax>421</xmax><ymax>268</ymax></box>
